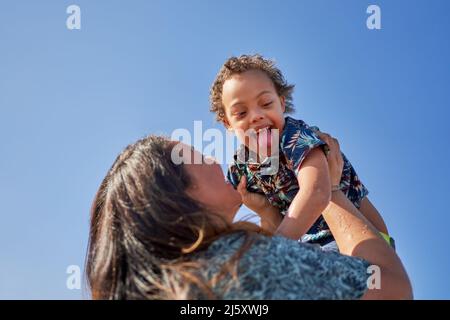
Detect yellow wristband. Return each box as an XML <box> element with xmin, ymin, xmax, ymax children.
<box><xmin>379</xmin><ymin>232</ymin><xmax>395</xmax><ymax>249</ymax></box>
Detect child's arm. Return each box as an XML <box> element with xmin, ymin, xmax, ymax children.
<box><xmin>275</xmin><ymin>148</ymin><xmax>331</xmax><ymax>240</ymax></box>
<box><xmin>359</xmin><ymin>197</ymin><xmax>389</xmax><ymax>235</ymax></box>
<box><xmin>238</xmin><ymin>148</ymin><xmax>331</xmax><ymax>239</ymax></box>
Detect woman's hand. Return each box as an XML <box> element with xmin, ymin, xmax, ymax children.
<box><xmin>316</xmin><ymin>131</ymin><xmax>344</xmax><ymax>187</ymax></box>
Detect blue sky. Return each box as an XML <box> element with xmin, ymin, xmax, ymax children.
<box><xmin>0</xmin><ymin>0</ymin><xmax>449</xmax><ymax>299</ymax></box>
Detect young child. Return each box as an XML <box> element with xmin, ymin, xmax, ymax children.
<box><xmin>209</xmin><ymin>54</ymin><xmax>395</xmax><ymax>251</ymax></box>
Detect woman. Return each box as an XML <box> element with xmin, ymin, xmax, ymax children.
<box><xmin>85</xmin><ymin>132</ymin><xmax>412</xmax><ymax>299</ymax></box>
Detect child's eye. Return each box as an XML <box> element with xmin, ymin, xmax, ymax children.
<box><xmin>235</xmin><ymin>111</ymin><xmax>246</xmax><ymax>118</ymax></box>
<box><xmin>263</xmin><ymin>102</ymin><xmax>272</xmax><ymax>107</ymax></box>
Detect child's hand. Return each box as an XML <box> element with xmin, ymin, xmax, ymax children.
<box><xmin>237</xmin><ymin>175</ymin><xmax>283</xmax><ymax>233</ymax></box>
<box><xmin>237</xmin><ymin>175</ymin><xmax>271</xmax><ymax>214</ymax></box>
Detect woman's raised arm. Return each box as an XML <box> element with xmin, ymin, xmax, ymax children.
<box><xmin>318</xmin><ymin>132</ymin><xmax>412</xmax><ymax>299</ymax></box>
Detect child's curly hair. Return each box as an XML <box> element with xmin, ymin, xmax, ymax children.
<box><xmin>209</xmin><ymin>54</ymin><xmax>295</xmax><ymax>123</ymax></box>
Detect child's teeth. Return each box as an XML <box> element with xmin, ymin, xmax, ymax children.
<box><xmin>258</xmin><ymin>127</ymin><xmax>268</xmax><ymax>133</ymax></box>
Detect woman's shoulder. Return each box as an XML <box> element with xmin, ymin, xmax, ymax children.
<box><xmin>200</xmin><ymin>231</ymin><xmax>271</xmax><ymax>262</ymax></box>
<box><xmin>197</xmin><ymin>232</ymin><xmax>370</xmax><ymax>299</ymax></box>
<box><xmin>203</xmin><ymin>231</ymin><xmax>369</xmax><ymax>274</ymax></box>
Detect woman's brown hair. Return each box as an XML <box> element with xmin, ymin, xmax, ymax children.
<box><xmin>85</xmin><ymin>135</ymin><xmax>265</xmax><ymax>299</ymax></box>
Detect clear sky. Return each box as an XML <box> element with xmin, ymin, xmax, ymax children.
<box><xmin>1</xmin><ymin>0</ymin><xmax>449</xmax><ymax>299</ymax></box>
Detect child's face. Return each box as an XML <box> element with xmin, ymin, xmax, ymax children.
<box><xmin>221</xmin><ymin>69</ymin><xmax>286</xmax><ymax>157</ymax></box>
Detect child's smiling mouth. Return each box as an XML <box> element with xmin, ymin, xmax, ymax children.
<box><xmin>254</xmin><ymin>126</ymin><xmax>274</xmax><ymax>152</ymax></box>
<box><xmin>253</xmin><ymin>124</ymin><xmax>274</xmax><ymax>134</ymax></box>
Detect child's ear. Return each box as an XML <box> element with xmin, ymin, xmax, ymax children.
<box><xmin>280</xmin><ymin>96</ymin><xmax>286</xmax><ymax>113</ymax></box>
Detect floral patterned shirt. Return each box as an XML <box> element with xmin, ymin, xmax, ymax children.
<box><xmin>227</xmin><ymin>116</ymin><xmax>369</xmax><ymax>244</ymax></box>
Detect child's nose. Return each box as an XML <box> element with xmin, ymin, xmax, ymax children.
<box><xmin>249</xmin><ymin>108</ymin><xmax>265</xmax><ymax>123</ymax></box>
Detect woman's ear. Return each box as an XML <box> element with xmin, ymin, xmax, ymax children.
<box><xmin>280</xmin><ymin>96</ymin><xmax>286</xmax><ymax>113</ymax></box>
